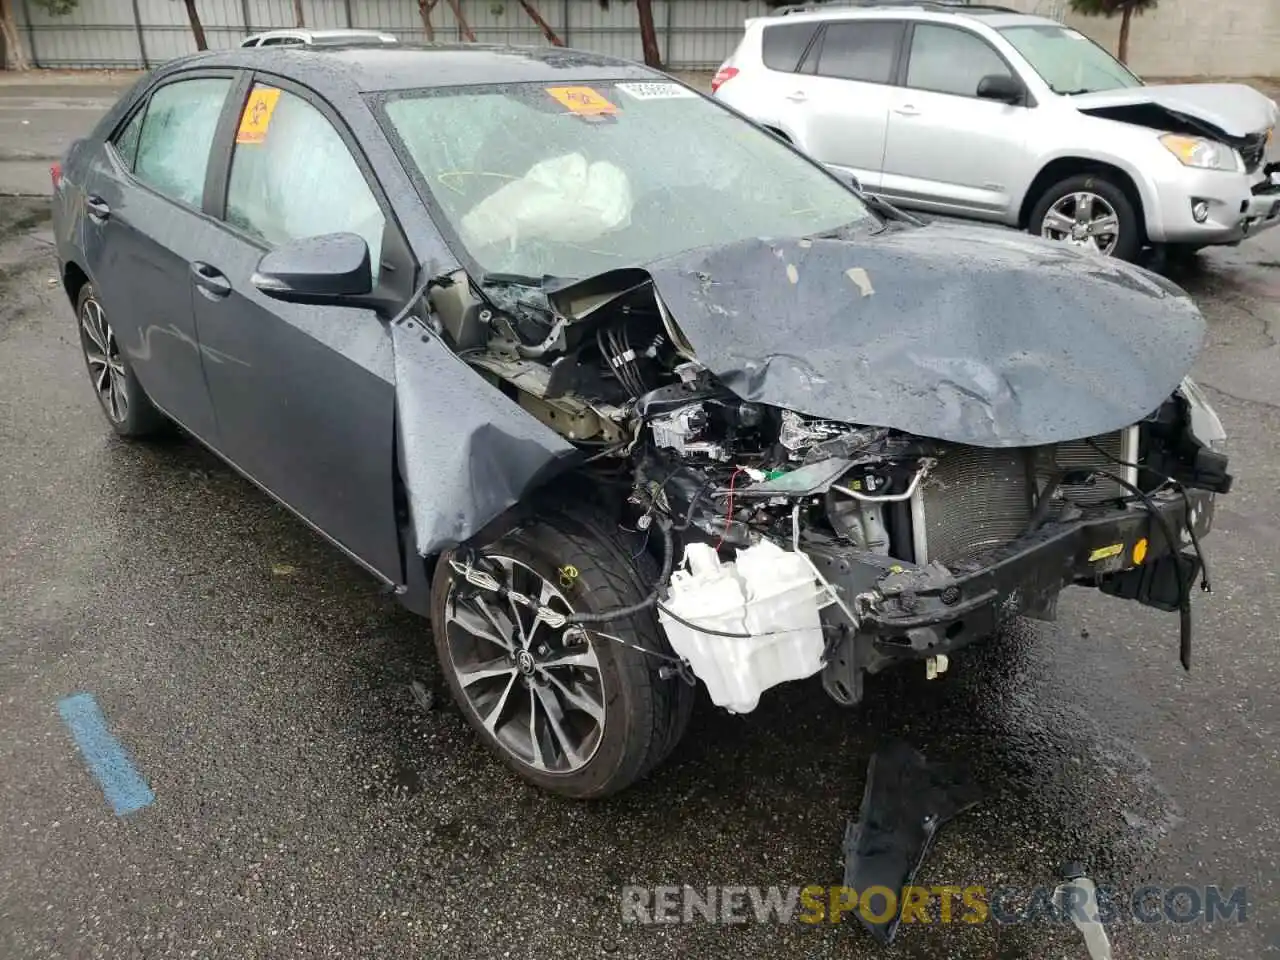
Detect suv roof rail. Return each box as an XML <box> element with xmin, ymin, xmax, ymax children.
<box><xmin>772</xmin><ymin>0</ymin><xmax>1019</xmax><ymax>15</ymax></box>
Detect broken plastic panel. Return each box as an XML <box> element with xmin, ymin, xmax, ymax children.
<box><xmin>842</xmin><ymin>741</ymin><xmax>982</xmax><ymax>945</ymax></box>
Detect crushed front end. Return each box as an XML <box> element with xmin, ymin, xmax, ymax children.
<box><xmin>419</xmin><ymin>233</ymin><xmax>1228</xmax><ymax>712</ymax></box>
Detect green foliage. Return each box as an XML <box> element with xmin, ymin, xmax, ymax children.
<box><xmin>1067</xmin><ymin>0</ymin><xmax>1160</xmax><ymax>17</ymax></box>
<box><xmin>30</xmin><ymin>0</ymin><xmax>78</xmax><ymax>14</ymax></box>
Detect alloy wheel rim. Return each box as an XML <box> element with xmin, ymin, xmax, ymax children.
<box><xmin>444</xmin><ymin>555</ymin><xmax>605</xmax><ymax>774</ymax></box>
<box><xmin>80</xmin><ymin>297</ymin><xmax>128</xmax><ymax>423</ymax></box>
<box><xmin>1040</xmin><ymin>192</ymin><xmax>1121</xmax><ymax>256</ymax></box>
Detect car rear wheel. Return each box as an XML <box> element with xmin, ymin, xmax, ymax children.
<box><xmin>76</xmin><ymin>283</ymin><xmax>167</xmax><ymax>439</ymax></box>
<box><xmin>430</xmin><ymin>508</ymin><xmax>694</xmax><ymax>798</ymax></box>
<box><xmin>1029</xmin><ymin>173</ymin><xmax>1141</xmax><ymax>261</ymax></box>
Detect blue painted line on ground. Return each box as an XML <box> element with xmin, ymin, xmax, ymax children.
<box><xmin>57</xmin><ymin>692</ymin><xmax>154</xmax><ymax>817</ymax></box>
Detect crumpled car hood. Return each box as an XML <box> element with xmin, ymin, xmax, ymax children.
<box><xmin>645</xmin><ymin>224</ymin><xmax>1205</xmax><ymax>448</ymax></box>
<box><xmin>1070</xmin><ymin>83</ymin><xmax>1278</xmax><ymax>138</ymax></box>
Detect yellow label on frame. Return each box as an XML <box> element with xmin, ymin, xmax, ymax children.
<box><xmin>1088</xmin><ymin>543</ymin><xmax>1125</xmax><ymax>562</ymax></box>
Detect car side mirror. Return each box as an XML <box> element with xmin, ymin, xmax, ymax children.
<box><xmin>251</xmin><ymin>232</ymin><xmax>373</xmax><ymax>305</ymax></box>
<box><xmin>976</xmin><ymin>73</ymin><xmax>1025</xmax><ymax>105</ymax></box>
<box><xmin>846</xmin><ymin>174</ymin><xmax>863</xmax><ymax>193</ymax></box>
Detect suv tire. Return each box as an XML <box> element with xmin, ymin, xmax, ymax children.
<box><xmin>1029</xmin><ymin>173</ymin><xmax>1141</xmax><ymax>262</ymax></box>
<box><xmin>430</xmin><ymin>508</ymin><xmax>694</xmax><ymax>798</ymax></box>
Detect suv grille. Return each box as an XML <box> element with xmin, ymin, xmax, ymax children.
<box><xmin>911</xmin><ymin>429</ymin><xmax>1137</xmax><ymax>566</ymax></box>
<box><xmin>1241</xmin><ymin>131</ymin><xmax>1269</xmax><ymax>174</ymax></box>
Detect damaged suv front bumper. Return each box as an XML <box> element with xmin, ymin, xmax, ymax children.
<box><xmin>807</xmin><ymin>486</ymin><xmax>1218</xmax><ymax>694</ymax></box>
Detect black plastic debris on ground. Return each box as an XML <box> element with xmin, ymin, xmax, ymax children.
<box><xmin>842</xmin><ymin>741</ymin><xmax>982</xmax><ymax>945</ymax></box>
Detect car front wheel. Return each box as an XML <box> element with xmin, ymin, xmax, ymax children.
<box><xmin>75</xmin><ymin>282</ymin><xmax>167</xmax><ymax>438</ymax></box>
<box><xmin>1029</xmin><ymin>173</ymin><xmax>1141</xmax><ymax>261</ymax></box>
<box><xmin>430</xmin><ymin>508</ymin><xmax>694</xmax><ymax>798</ymax></box>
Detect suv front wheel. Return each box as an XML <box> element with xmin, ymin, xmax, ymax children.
<box><xmin>1029</xmin><ymin>173</ymin><xmax>1141</xmax><ymax>261</ymax></box>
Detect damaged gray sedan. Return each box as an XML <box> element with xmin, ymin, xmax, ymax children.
<box><xmin>53</xmin><ymin>43</ymin><xmax>1232</xmax><ymax>798</ymax></box>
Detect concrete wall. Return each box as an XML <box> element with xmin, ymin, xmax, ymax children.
<box><xmin>5</xmin><ymin>0</ymin><xmax>1279</xmax><ymax>77</ymax></box>
<box><xmin>1058</xmin><ymin>0</ymin><xmax>1280</xmax><ymax>79</ymax></box>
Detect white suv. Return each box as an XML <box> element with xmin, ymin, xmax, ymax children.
<box><xmin>714</xmin><ymin>1</ymin><xmax>1280</xmax><ymax>261</ymax></box>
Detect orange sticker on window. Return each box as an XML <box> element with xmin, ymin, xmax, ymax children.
<box><xmin>236</xmin><ymin>87</ymin><xmax>282</xmax><ymax>144</ymax></box>
<box><xmin>544</xmin><ymin>86</ymin><xmax>617</xmax><ymax>116</ymax></box>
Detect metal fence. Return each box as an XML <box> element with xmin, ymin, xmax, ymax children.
<box><xmin>9</xmin><ymin>0</ymin><xmax>789</xmax><ymax>70</ymax></box>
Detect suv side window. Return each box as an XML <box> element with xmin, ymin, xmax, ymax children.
<box><xmin>812</xmin><ymin>21</ymin><xmax>904</xmax><ymax>84</ymax></box>
<box><xmin>225</xmin><ymin>85</ymin><xmax>386</xmax><ymax>280</ymax></box>
<box><xmin>132</xmin><ymin>77</ymin><xmax>231</xmax><ymax>207</ymax></box>
<box><xmin>761</xmin><ymin>22</ymin><xmax>821</xmax><ymax>73</ymax></box>
<box><xmin>906</xmin><ymin>24</ymin><xmax>1014</xmax><ymax>98</ymax></box>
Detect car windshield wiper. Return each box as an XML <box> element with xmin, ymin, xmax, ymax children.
<box><xmin>1054</xmin><ymin>87</ymin><xmax>1094</xmax><ymax>96</ymax></box>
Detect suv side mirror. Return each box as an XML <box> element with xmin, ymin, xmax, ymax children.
<box><xmin>976</xmin><ymin>73</ymin><xmax>1025</xmax><ymax>105</ymax></box>
<box><xmin>252</xmin><ymin>232</ymin><xmax>373</xmax><ymax>306</ymax></box>
<box><xmin>847</xmin><ymin>174</ymin><xmax>863</xmax><ymax>193</ymax></box>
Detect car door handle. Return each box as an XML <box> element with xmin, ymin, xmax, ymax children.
<box><xmin>785</xmin><ymin>90</ymin><xmax>808</xmax><ymax>103</ymax></box>
<box><xmin>86</xmin><ymin>195</ymin><xmax>110</xmax><ymax>221</ymax></box>
<box><xmin>894</xmin><ymin>105</ymin><xmax>921</xmax><ymax>116</ymax></box>
<box><xmin>190</xmin><ymin>261</ymin><xmax>232</xmax><ymax>300</ymax></box>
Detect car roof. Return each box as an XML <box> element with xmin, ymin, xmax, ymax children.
<box><xmin>761</xmin><ymin>5</ymin><xmax>1062</xmax><ymax>28</ymax></box>
<box><xmin>170</xmin><ymin>43</ymin><xmax>662</xmax><ymax>95</ymax></box>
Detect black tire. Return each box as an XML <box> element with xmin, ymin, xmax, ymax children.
<box><xmin>1028</xmin><ymin>173</ymin><xmax>1142</xmax><ymax>262</ymax></box>
<box><xmin>75</xmin><ymin>282</ymin><xmax>168</xmax><ymax>439</ymax></box>
<box><xmin>430</xmin><ymin>508</ymin><xmax>694</xmax><ymax>799</ymax></box>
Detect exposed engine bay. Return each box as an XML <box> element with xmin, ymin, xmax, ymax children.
<box><xmin>423</xmin><ymin>252</ymin><xmax>1233</xmax><ymax>711</ymax></box>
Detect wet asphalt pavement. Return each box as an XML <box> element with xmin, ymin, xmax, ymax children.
<box><xmin>2</xmin><ymin>195</ymin><xmax>1279</xmax><ymax>959</ymax></box>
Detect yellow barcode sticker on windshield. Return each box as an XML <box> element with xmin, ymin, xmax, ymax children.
<box><xmin>545</xmin><ymin>86</ymin><xmax>618</xmax><ymax>116</ymax></box>
<box><xmin>236</xmin><ymin>87</ymin><xmax>282</xmax><ymax>144</ymax></box>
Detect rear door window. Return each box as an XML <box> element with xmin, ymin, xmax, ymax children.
<box><xmin>224</xmin><ymin>85</ymin><xmax>386</xmax><ymax>279</ymax></box>
<box><xmin>111</xmin><ymin>105</ymin><xmax>146</xmax><ymax>170</ymax></box>
<box><xmin>812</xmin><ymin>21</ymin><xmax>905</xmax><ymax>84</ymax></box>
<box><xmin>906</xmin><ymin>24</ymin><xmax>1014</xmax><ymax>97</ymax></box>
<box><xmin>761</xmin><ymin>22</ymin><xmax>821</xmax><ymax>73</ymax></box>
<box><xmin>131</xmin><ymin>77</ymin><xmax>232</xmax><ymax>208</ymax></box>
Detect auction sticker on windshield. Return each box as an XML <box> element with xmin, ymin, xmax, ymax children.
<box><xmin>615</xmin><ymin>82</ymin><xmax>698</xmax><ymax>100</ymax></box>
<box><xmin>545</xmin><ymin>86</ymin><xmax>618</xmax><ymax>116</ymax></box>
<box><xmin>236</xmin><ymin>86</ymin><xmax>282</xmax><ymax>144</ymax></box>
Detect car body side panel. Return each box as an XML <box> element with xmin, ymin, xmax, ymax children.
<box><xmin>879</xmin><ymin>91</ymin><xmax>1032</xmax><ymax>219</ymax></box>
<box><xmin>78</xmin><ymin>145</ymin><xmax>222</xmax><ymax>444</ymax></box>
<box><xmin>786</xmin><ymin>74</ymin><xmax>894</xmax><ymax>191</ymax></box>
<box><xmin>188</xmin><ymin>223</ymin><xmax>403</xmax><ymax>581</ymax></box>
<box><xmin>391</xmin><ymin>321</ymin><xmax>577</xmax><ymax>557</ymax></box>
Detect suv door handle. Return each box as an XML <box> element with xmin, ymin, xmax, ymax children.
<box><xmin>894</xmin><ymin>104</ymin><xmax>921</xmax><ymax>116</ymax></box>
<box><xmin>86</xmin><ymin>195</ymin><xmax>110</xmax><ymax>221</ymax></box>
<box><xmin>785</xmin><ymin>90</ymin><xmax>808</xmax><ymax>103</ymax></box>
<box><xmin>190</xmin><ymin>261</ymin><xmax>232</xmax><ymax>300</ymax></box>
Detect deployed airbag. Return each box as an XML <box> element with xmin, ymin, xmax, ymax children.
<box><xmin>460</xmin><ymin>152</ymin><xmax>632</xmax><ymax>251</ymax></box>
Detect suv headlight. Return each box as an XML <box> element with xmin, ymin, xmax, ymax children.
<box><xmin>1159</xmin><ymin>134</ymin><xmax>1239</xmax><ymax>172</ymax></box>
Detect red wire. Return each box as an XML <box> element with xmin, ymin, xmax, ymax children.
<box><xmin>714</xmin><ymin>467</ymin><xmax>744</xmax><ymax>553</ymax></box>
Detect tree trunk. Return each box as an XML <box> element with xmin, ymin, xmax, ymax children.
<box><xmin>293</xmin><ymin>0</ymin><xmax>305</xmax><ymax>28</ymax></box>
<box><xmin>517</xmin><ymin>0</ymin><xmax>563</xmax><ymax>46</ymax></box>
<box><xmin>442</xmin><ymin>0</ymin><xmax>475</xmax><ymax>42</ymax></box>
<box><xmin>181</xmin><ymin>0</ymin><xmax>208</xmax><ymax>50</ymax></box>
<box><xmin>1116</xmin><ymin>5</ymin><xmax>1132</xmax><ymax>65</ymax></box>
<box><xmin>635</xmin><ymin>0</ymin><xmax>661</xmax><ymax>68</ymax></box>
<box><xmin>417</xmin><ymin>0</ymin><xmax>438</xmax><ymax>41</ymax></box>
<box><xmin>0</xmin><ymin>0</ymin><xmax>30</xmax><ymax>71</ymax></box>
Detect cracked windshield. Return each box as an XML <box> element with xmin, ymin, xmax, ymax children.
<box><xmin>380</xmin><ymin>79</ymin><xmax>874</xmax><ymax>280</ymax></box>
